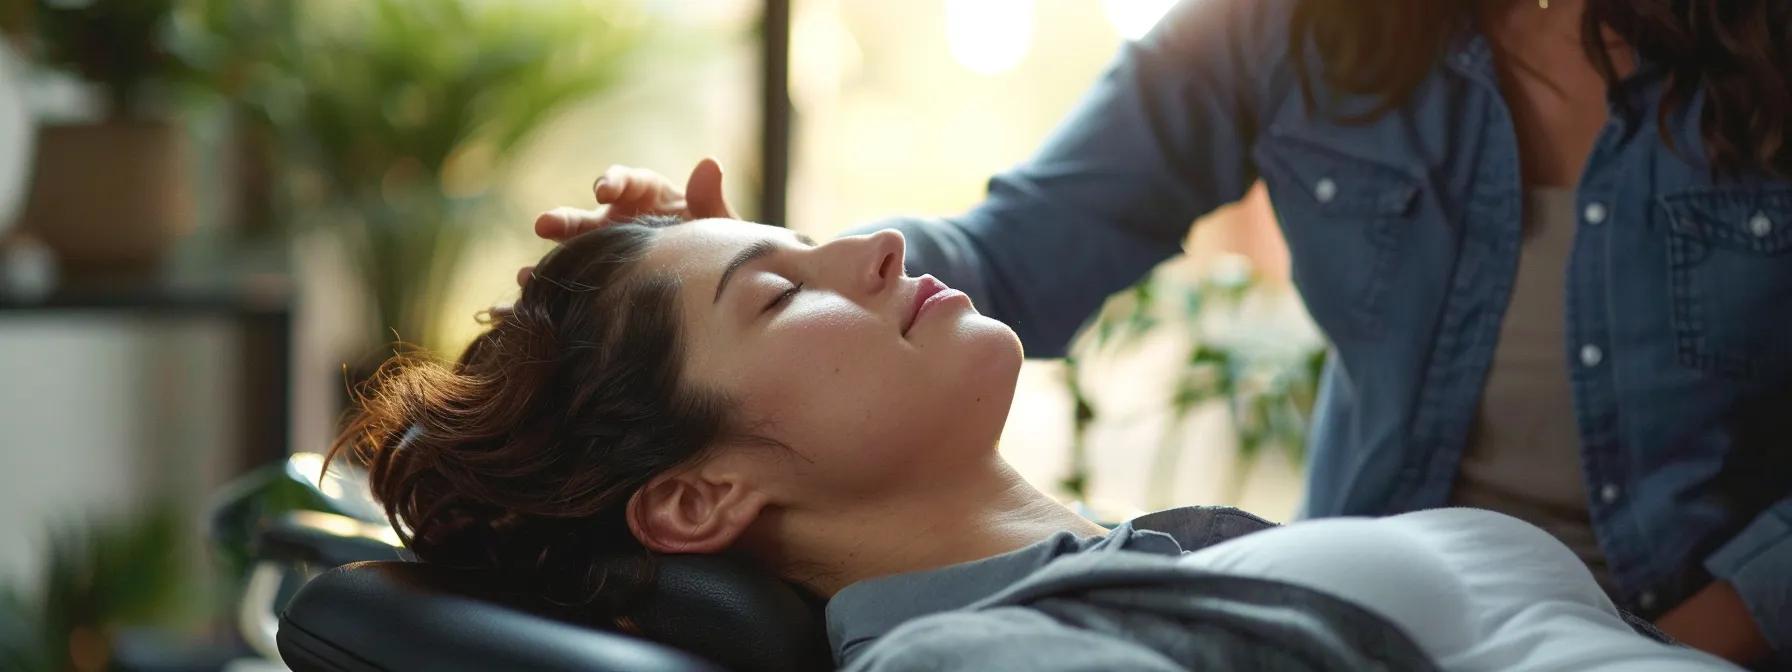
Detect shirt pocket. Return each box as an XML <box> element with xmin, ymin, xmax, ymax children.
<box><xmin>1657</xmin><ymin>186</ymin><xmax>1792</xmax><ymax>378</ymax></box>
<box><xmin>1255</xmin><ymin>132</ymin><xmax>1421</xmax><ymax>340</ymax></box>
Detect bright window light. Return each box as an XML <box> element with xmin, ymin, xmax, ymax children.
<box><xmin>1103</xmin><ymin>0</ymin><xmax>1178</xmax><ymax>40</ymax></box>
<box><xmin>945</xmin><ymin>0</ymin><xmax>1035</xmax><ymax>76</ymax></box>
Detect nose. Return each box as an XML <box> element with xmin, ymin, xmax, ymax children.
<box><xmin>827</xmin><ymin>228</ymin><xmax>905</xmax><ymax>299</ymax></box>
<box><xmin>866</xmin><ymin>228</ymin><xmax>906</xmax><ymax>288</ymax></box>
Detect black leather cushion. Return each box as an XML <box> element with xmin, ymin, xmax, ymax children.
<box><xmin>628</xmin><ymin>554</ymin><xmax>832</xmax><ymax>671</ymax></box>
<box><xmin>279</xmin><ymin>557</ymin><xmax>831</xmax><ymax>672</ymax></box>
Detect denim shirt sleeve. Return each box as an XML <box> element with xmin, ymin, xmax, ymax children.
<box><xmin>1704</xmin><ymin>496</ymin><xmax>1792</xmax><ymax>656</ymax></box>
<box><xmin>845</xmin><ymin>0</ymin><xmax>1289</xmax><ymax>357</ymax></box>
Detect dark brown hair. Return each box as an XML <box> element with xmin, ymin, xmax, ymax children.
<box><xmin>325</xmin><ymin>216</ymin><xmax>734</xmax><ymax>623</ymax></box>
<box><xmin>1289</xmin><ymin>0</ymin><xmax>1792</xmax><ymax>178</ymax></box>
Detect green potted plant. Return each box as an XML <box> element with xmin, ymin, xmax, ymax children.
<box><xmin>2</xmin><ymin>0</ymin><xmax>199</xmax><ymax>270</ymax></box>
<box><xmin>208</xmin><ymin>0</ymin><xmax>643</xmax><ymax>357</ymax></box>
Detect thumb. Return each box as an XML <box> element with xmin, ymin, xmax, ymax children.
<box><xmin>684</xmin><ymin>158</ymin><xmax>738</xmax><ymax>220</ymax></box>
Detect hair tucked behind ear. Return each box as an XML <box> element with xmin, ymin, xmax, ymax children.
<box><xmin>324</xmin><ymin>216</ymin><xmax>733</xmax><ymax>626</ymax></box>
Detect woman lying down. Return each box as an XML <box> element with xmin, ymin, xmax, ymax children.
<box><xmin>327</xmin><ymin>215</ymin><xmax>1737</xmax><ymax>671</ymax></box>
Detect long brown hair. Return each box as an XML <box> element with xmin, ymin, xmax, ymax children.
<box><xmin>326</xmin><ymin>216</ymin><xmax>735</xmax><ymax>623</ymax></box>
<box><xmin>1289</xmin><ymin>0</ymin><xmax>1792</xmax><ymax>178</ymax></box>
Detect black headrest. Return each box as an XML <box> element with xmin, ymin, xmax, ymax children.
<box><xmin>628</xmin><ymin>554</ymin><xmax>832</xmax><ymax>671</ymax></box>
<box><xmin>279</xmin><ymin>556</ymin><xmax>832</xmax><ymax>672</ymax></box>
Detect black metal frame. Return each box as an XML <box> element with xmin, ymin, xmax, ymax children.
<box><xmin>760</xmin><ymin>0</ymin><xmax>792</xmax><ymax>227</ymax></box>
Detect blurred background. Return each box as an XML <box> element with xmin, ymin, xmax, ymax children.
<box><xmin>0</xmin><ymin>1</ymin><xmax>1320</xmax><ymax>669</ymax></box>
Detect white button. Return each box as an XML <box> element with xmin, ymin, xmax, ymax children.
<box><xmin>1314</xmin><ymin>178</ymin><xmax>1338</xmax><ymax>204</ymax></box>
<box><xmin>1579</xmin><ymin>344</ymin><xmax>1604</xmax><ymax>367</ymax></box>
<box><xmin>1583</xmin><ymin>202</ymin><xmax>1608</xmax><ymax>225</ymax></box>
<box><xmin>1637</xmin><ymin>591</ymin><xmax>1658</xmax><ymax>610</ymax></box>
<box><xmin>1600</xmin><ymin>483</ymin><xmax>1621</xmax><ymax>504</ymax></box>
<box><xmin>1749</xmin><ymin>212</ymin><xmax>1773</xmax><ymax>237</ymax></box>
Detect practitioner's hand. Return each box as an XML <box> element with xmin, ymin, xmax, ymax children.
<box><xmin>1655</xmin><ymin>580</ymin><xmax>1771</xmax><ymax>665</ymax></box>
<box><xmin>518</xmin><ymin>158</ymin><xmax>736</xmax><ymax>285</ymax></box>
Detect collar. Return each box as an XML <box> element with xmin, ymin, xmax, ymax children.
<box><xmin>823</xmin><ymin>505</ymin><xmax>1263</xmax><ymax>663</ymax></box>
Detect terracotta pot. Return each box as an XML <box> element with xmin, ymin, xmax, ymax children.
<box><xmin>21</xmin><ymin>121</ymin><xmax>195</xmax><ymax>270</ymax></box>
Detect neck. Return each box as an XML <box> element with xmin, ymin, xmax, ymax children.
<box><xmin>1478</xmin><ymin>0</ymin><xmax>1589</xmax><ymax>40</ymax></box>
<box><xmin>753</xmin><ymin>455</ymin><xmax>1107</xmax><ymax>596</ymax></box>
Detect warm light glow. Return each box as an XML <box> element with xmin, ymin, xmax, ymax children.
<box><xmin>789</xmin><ymin>0</ymin><xmax>862</xmax><ymax>110</ymax></box>
<box><xmin>1102</xmin><ymin>0</ymin><xmax>1178</xmax><ymax>40</ymax></box>
<box><xmin>287</xmin><ymin>451</ymin><xmax>345</xmax><ymax>500</ymax></box>
<box><xmin>288</xmin><ymin>451</ymin><xmax>326</xmax><ymax>484</ymax></box>
<box><xmin>945</xmin><ymin>0</ymin><xmax>1034</xmax><ymax>76</ymax></box>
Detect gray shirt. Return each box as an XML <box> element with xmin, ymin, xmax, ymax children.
<box><xmin>1450</xmin><ymin>188</ymin><xmax>1610</xmax><ymax>592</ymax></box>
<box><xmin>826</xmin><ymin>507</ymin><xmax>1437</xmax><ymax>671</ymax></box>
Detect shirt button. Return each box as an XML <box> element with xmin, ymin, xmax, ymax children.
<box><xmin>1637</xmin><ymin>591</ymin><xmax>1658</xmax><ymax>610</ymax></box>
<box><xmin>1749</xmin><ymin>212</ymin><xmax>1774</xmax><ymax>237</ymax></box>
<box><xmin>1600</xmin><ymin>483</ymin><xmax>1622</xmax><ymax>504</ymax></box>
<box><xmin>1583</xmin><ymin>202</ymin><xmax>1608</xmax><ymax>225</ymax></box>
<box><xmin>1314</xmin><ymin>178</ymin><xmax>1338</xmax><ymax>204</ymax></box>
<box><xmin>1579</xmin><ymin>344</ymin><xmax>1604</xmax><ymax>368</ymax></box>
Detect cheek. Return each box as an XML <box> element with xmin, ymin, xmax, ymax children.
<box><xmin>730</xmin><ymin>305</ymin><xmax>1022</xmax><ymax>481</ymax></box>
<box><xmin>742</xmin><ymin>303</ymin><xmax>899</xmax><ymax>418</ymax></box>
<box><xmin>769</xmin><ymin>310</ymin><xmax>1021</xmax><ymax>417</ymax></box>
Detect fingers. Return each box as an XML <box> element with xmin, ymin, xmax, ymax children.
<box><xmin>534</xmin><ymin>207</ymin><xmax>577</xmax><ymax>240</ymax></box>
<box><xmin>684</xmin><ymin>157</ymin><xmax>738</xmax><ymax>219</ymax></box>
<box><xmin>534</xmin><ymin>205</ymin><xmax>611</xmax><ymax>241</ymax></box>
<box><xmin>528</xmin><ymin>159</ymin><xmax>727</xmax><ymax>287</ymax></box>
<box><xmin>593</xmin><ymin>165</ymin><xmax>674</xmax><ymax>205</ymax></box>
<box><xmin>617</xmin><ymin>167</ymin><xmax>666</xmax><ymax>205</ymax></box>
<box><xmin>592</xmin><ymin>164</ymin><xmax>632</xmax><ymax>203</ymax></box>
<box><xmin>544</xmin><ymin>161</ymin><xmax>723</xmax><ymax>246</ymax></box>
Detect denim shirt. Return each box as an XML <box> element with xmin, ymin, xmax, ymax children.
<box><xmin>857</xmin><ymin>0</ymin><xmax>1792</xmax><ymax>654</ymax></box>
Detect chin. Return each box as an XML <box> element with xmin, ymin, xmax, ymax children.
<box><xmin>955</xmin><ymin>320</ymin><xmax>1024</xmax><ymax>412</ymax></box>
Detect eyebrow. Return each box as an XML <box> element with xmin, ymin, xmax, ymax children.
<box><xmin>712</xmin><ymin>232</ymin><xmax>818</xmax><ymax>305</ymax></box>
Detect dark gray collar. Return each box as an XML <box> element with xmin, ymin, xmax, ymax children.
<box><xmin>824</xmin><ymin>506</ymin><xmax>1275</xmax><ymax>663</ymax></box>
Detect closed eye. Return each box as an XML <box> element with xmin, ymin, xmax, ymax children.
<box><xmin>763</xmin><ymin>283</ymin><xmax>803</xmax><ymax>313</ymax></box>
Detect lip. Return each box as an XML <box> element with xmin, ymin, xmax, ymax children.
<box><xmin>901</xmin><ymin>275</ymin><xmax>961</xmax><ymax>337</ymax></box>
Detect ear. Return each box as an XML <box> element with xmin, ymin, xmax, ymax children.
<box><xmin>684</xmin><ymin>157</ymin><xmax>738</xmax><ymax>220</ymax></box>
<box><xmin>626</xmin><ymin>466</ymin><xmax>767</xmax><ymax>554</ymax></box>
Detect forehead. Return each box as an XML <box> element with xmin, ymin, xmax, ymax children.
<box><xmin>645</xmin><ymin>218</ymin><xmax>786</xmax><ymax>283</ymax></box>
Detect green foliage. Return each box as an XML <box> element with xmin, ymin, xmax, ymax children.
<box><xmin>245</xmin><ymin>0</ymin><xmax>641</xmax><ymax>204</ymax></box>
<box><xmin>0</xmin><ymin>502</ymin><xmax>192</xmax><ymax>672</ymax></box>
<box><xmin>1060</xmin><ymin>281</ymin><xmax>1155</xmax><ymax>499</ymax></box>
<box><xmin>175</xmin><ymin>0</ymin><xmax>645</xmax><ymax>353</ymax></box>
<box><xmin>0</xmin><ymin>587</ymin><xmax>51</xmax><ymax>672</ymax></box>
<box><xmin>207</xmin><ymin>459</ymin><xmax>355</xmax><ymax>581</ymax></box>
<box><xmin>296</xmin><ymin>0</ymin><xmax>640</xmax><ymax>353</ymax></box>
<box><xmin>1063</xmin><ymin>259</ymin><xmax>1327</xmax><ymax>508</ymax></box>
<box><xmin>1082</xmin><ymin>281</ymin><xmax>1158</xmax><ymax>354</ymax></box>
<box><xmin>167</xmin><ymin>0</ymin><xmax>299</xmax><ymax>102</ymax></box>
<box><xmin>6</xmin><ymin>0</ymin><xmax>644</xmax><ymax>351</ymax></box>
<box><xmin>1059</xmin><ymin>354</ymin><xmax>1096</xmax><ymax>498</ymax></box>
